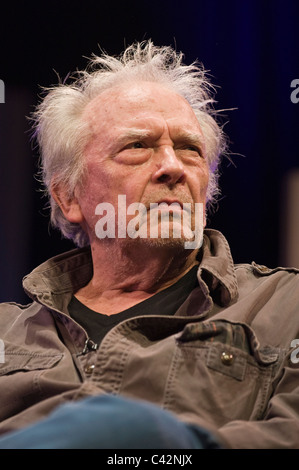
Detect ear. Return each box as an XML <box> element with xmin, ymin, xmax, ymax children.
<box><xmin>51</xmin><ymin>181</ymin><xmax>84</xmax><ymax>224</ymax></box>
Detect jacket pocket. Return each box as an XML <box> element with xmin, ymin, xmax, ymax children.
<box><xmin>163</xmin><ymin>320</ymin><xmax>282</xmax><ymax>426</ymax></box>
<box><xmin>0</xmin><ymin>342</ymin><xmax>63</xmax><ymax>421</ymax></box>
<box><xmin>0</xmin><ymin>342</ymin><xmax>63</xmax><ymax>375</ymax></box>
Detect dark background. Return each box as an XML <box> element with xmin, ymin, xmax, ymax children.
<box><xmin>0</xmin><ymin>0</ymin><xmax>298</xmax><ymax>303</ymax></box>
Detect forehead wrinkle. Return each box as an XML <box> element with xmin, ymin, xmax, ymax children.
<box><xmin>113</xmin><ymin>117</ymin><xmax>168</xmax><ymax>142</ymax></box>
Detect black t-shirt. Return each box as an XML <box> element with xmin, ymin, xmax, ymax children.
<box><xmin>68</xmin><ymin>265</ymin><xmax>199</xmax><ymax>345</ymax></box>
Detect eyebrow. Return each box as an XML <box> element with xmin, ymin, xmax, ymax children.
<box><xmin>114</xmin><ymin>128</ymin><xmax>151</xmax><ymax>145</ymax></box>
<box><xmin>112</xmin><ymin>128</ymin><xmax>205</xmax><ymax>152</ymax></box>
<box><xmin>174</xmin><ymin>132</ymin><xmax>205</xmax><ymax>147</ymax></box>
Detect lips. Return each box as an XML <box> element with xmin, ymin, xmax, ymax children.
<box><xmin>155</xmin><ymin>199</ymin><xmax>183</xmax><ymax>208</ymax></box>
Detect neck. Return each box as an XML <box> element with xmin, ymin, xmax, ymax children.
<box><xmin>75</xmin><ymin>238</ymin><xmax>199</xmax><ymax>314</ymax></box>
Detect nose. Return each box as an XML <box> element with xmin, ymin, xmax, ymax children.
<box><xmin>151</xmin><ymin>146</ymin><xmax>186</xmax><ymax>186</ymax></box>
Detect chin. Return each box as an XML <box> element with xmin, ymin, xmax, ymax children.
<box><xmin>144</xmin><ymin>237</ymin><xmax>186</xmax><ymax>249</ymax></box>
<box><xmin>126</xmin><ymin>235</ymin><xmax>195</xmax><ymax>252</ymax></box>
<box><xmin>123</xmin><ymin>218</ymin><xmax>202</xmax><ymax>251</ymax></box>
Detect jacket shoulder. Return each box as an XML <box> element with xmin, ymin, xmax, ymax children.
<box><xmin>0</xmin><ymin>301</ymin><xmax>34</xmax><ymax>314</ymax></box>
<box><xmin>234</xmin><ymin>261</ymin><xmax>299</xmax><ymax>276</ymax></box>
<box><xmin>0</xmin><ymin>301</ymin><xmax>39</xmax><ymax>329</ymax></box>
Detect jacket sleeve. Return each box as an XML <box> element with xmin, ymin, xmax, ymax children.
<box><xmin>217</xmin><ymin>352</ymin><xmax>299</xmax><ymax>449</ymax></box>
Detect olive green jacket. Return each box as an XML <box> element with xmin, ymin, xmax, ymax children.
<box><xmin>0</xmin><ymin>229</ymin><xmax>299</xmax><ymax>448</ymax></box>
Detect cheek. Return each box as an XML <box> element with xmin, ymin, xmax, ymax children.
<box><xmin>79</xmin><ymin>160</ymin><xmax>147</xmax><ymax>213</ymax></box>
<box><xmin>189</xmin><ymin>165</ymin><xmax>209</xmax><ymax>200</ymax></box>
<box><xmin>202</xmin><ymin>172</ymin><xmax>210</xmax><ymax>197</ymax></box>
<box><xmin>75</xmin><ymin>165</ymin><xmax>113</xmax><ymax>227</ymax></box>
<box><xmin>82</xmin><ymin>160</ymin><xmax>115</xmax><ymax>198</ymax></box>
<box><xmin>200</xmin><ymin>165</ymin><xmax>210</xmax><ymax>186</ymax></box>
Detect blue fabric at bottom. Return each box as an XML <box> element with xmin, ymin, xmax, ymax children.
<box><xmin>0</xmin><ymin>394</ymin><xmax>222</xmax><ymax>449</ymax></box>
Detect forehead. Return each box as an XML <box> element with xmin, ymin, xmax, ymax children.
<box><xmin>82</xmin><ymin>81</ymin><xmax>201</xmax><ymax>133</ymax></box>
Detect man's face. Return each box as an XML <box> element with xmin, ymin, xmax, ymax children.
<box><xmin>74</xmin><ymin>81</ymin><xmax>209</xmax><ymax>248</ymax></box>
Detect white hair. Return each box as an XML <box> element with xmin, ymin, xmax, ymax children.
<box><xmin>32</xmin><ymin>41</ymin><xmax>227</xmax><ymax>247</ymax></box>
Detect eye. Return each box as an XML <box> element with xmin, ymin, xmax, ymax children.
<box><xmin>125</xmin><ymin>141</ymin><xmax>145</xmax><ymax>149</ymax></box>
<box><xmin>182</xmin><ymin>145</ymin><xmax>203</xmax><ymax>157</ymax></box>
<box><xmin>114</xmin><ymin>140</ymin><xmax>151</xmax><ymax>165</ymax></box>
<box><xmin>187</xmin><ymin>145</ymin><xmax>199</xmax><ymax>152</ymax></box>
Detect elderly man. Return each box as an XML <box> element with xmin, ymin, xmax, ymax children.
<box><xmin>0</xmin><ymin>41</ymin><xmax>298</xmax><ymax>450</ymax></box>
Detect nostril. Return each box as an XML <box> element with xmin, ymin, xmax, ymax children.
<box><xmin>157</xmin><ymin>172</ymin><xmax>185</xmax><ymax>185</ymax></box>
<box><xmin>177</xmin><ymin>174</ymin><xmax>185</xmax><ymax>184</ymax></box>
<box><xmin>157</xmin><ymin>174</ymin><xmax>171</xmax><ymax>183</ymax></box>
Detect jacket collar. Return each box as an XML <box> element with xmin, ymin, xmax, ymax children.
<box><xmin>22</xmin><ymin>229</ymin><xmax>238</xmax><ymax>313</ymax></box>
<box><xmin>200</xmin><ymin>229</ymin><xmax>238</xmax><ymax>306</ymax></box>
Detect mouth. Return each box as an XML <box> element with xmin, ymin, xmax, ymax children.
<box><xmin>154</xmin><ymin>199</ymin><xmax>184</xmax><ymax>209</ymax></box>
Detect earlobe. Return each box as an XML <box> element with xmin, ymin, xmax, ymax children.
<box><xmin>51</xmin><ymin>181</ymin><xmax>84</xmax><ymax>224</ymax></box>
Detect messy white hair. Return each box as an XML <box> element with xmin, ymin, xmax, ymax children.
<box><xmin>32</xmin><ymin>41</ymin><xmax>227</xmax><ymax>247</ymax></box>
